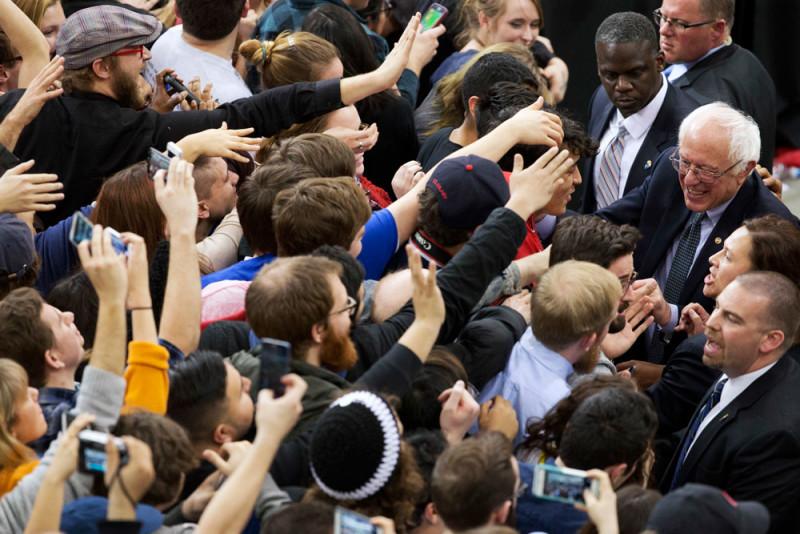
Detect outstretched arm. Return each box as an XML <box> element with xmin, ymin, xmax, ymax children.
<box><xmin>0</xmin><ymin>0</ymin><xmax>50</xmax><ymax>88</ymax></box>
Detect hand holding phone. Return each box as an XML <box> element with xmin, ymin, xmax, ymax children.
<box><xmin>69</xmin><ymin>211</ymin><xmax>128</xmax><ymax>255</ymax></box>
<box><xmin>258</xmin><ymin>338</ymin><xmax>291</xmax><ymax>397</ymax></box>
<box><xmin>532</xmin><ymin>464</ymin><xmax>600</xmax><ymax>505</ymax></box>
<box><xmin>164</xmin><ymin>73</ymin><xmax>199</xmax><ymax>105</ymax></box>
<box><xmin>334</xmin><ymin>507</ymin><xmax>384</xmax><ymax>534</ymax></box>
<box><xmin>420</xmin><ymin>3</ymin><xmax>448</xmax><ymax>31</ymax></box>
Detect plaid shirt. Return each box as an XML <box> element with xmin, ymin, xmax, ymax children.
<box><xmin>256</xmin><ymin>0</ymin><xmax>388</xmax><ymax>60</ymax></box>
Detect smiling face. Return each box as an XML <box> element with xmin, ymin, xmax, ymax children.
<box><xmin>677</xmin><ymin>126</ymin><xmax>747</xmax><ymax>213</ymax></box>
<box><xmin>324</xmin><ymin>105</ymin><xmax>366</xmax><ymax>176</ymax></box>
<box><xmin>596</xmin><ymin>41</ymin><xmax>664</xmax><ymax>118</ymax></box>
<box><xmin>703</xmin><ymin>226</ymin><xmax>753</xmax><ymax>299</ymax></box>
<box><xmin>481</xmin><ymin>0</ymin><xmax>541</xmax><ymax>47</ymax></box>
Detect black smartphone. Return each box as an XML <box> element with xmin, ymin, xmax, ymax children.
<box><xmin>334</xmin><ymin>507</ymin><xmax>383</xmax><ymax>534</ymax></box>
<box><xmin>78</xmin><ymin>429</ymin><xmax>129</xmax><ymax>474</ymax></box>
<box><xmin>163</xmin><ymin>73</ymin><xmax>199</xmax><ymax>105</ymax></box>
<box><xmin>258</xmin><ymin>338</ymin><xmax>291</xmax><ymax>397</ymax></box>
<box><xmin>68</xmin><ymin>211</ymin><xmax>128</xmax><ymax>255</ymax></box>
<box><xmin>148</xmin><ymin>147</ymin><xmax>171</xmax><ymax>180</ymax></box>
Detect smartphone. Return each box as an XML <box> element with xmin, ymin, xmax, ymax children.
<box><xmin>163</xmin><ymin>73</ymin><xmax>199</xmax><ymax>105</ymax></box>
<box><xmin>148</xmin><ymin>147</ymin><xmax>171</xmax><ymax>179</ymax></box>
<box><xmin>258</xmin><ymin>338</ymin><xmax>291</xmax><ymax>397</ymax></box>
<box><xmin>78</xmin><ymin>429</ymin><xmax>128</xmax><ymax>474</ymax></box>
<box><xmin>532</xmin><ymin>464</ymin><xmax>600</xmax><ymax>505</ymax></box>
<box><xmin>420</xmin><ymin>3</ymin><xmax>448</xmax><ymax>31</ymax></box>
<box><xmin>68</xmin><ymin>210</ymin><xmax>128</xmax><ymax>256</ymax></box>
<box><xmin>334</xmin><ymin>507</ymin><xmax>383</xmax><ymax>534</ymax></box>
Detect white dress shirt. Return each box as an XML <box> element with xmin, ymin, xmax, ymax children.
<box><xmin>666</xmin><ymin>44</ymin><xmax>728</xmax><ymax>82</ymax></box>
<box><xmin>687</xmin><ymin>362</ymin><xmax>777</xmax><ymax>454</ymax></box>
<box><xmin>593</xmin><ymin>74</ymin><xmax>669</xmax><ymax>200</ymax></box>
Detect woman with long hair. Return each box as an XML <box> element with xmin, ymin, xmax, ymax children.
<box><xmin>0</xmin><ymin>359</ymin><xmax>47</xmax><ymax>495</ymax></box>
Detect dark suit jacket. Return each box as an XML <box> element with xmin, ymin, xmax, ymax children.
<box><xmin>671</xmin><ymin>43</ymin><xmax>777</xmax><ymax>169</ymax></box>
<box><xmin>596</xmin><ymin>152</ymin><xmax>799</xmax><ymax>360</ymax></box>
<box><xmin>659</xmin><ymin>355</ymin><xmax>800</xmax><ymax>533</ymax></box>
<box><xmin>581</xmin><ymin>82</ymin><xmax>697</xmax><ymax>213</ymax></box>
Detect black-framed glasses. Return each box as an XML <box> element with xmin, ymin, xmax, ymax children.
<box><xmin>330</xmin><ymin>296</ymin><xmax>358</xmax><ymax>319</ymax></box>
<box><xmin>652</xmin><ymin>9</ymin><xmax>716</xmax><ymax>31</ymax></box>
<box><xmin>669</xmin><ymin>149</ymin><xmax>742</xmax><ymax>183</ymax></box>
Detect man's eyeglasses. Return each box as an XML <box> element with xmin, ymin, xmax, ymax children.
<box><xmin>330</xmin><ymin>296</ymin><xmax>358</xmax><ymax>319</ymax></box>
<box><xmin>652</xmin><ymin>9</ymin><xmax>716</xmax><ymax>31</ymax></box>
<box><xmin>669</xmin><ymin>149</ymin><xmax>742</xmax><ymax>183</ymax></box>
<box><xmin>110</xmin><ymin>45</ymin><xmax>145</xmax><ymax>59</ymax></box>
<box><xmin>619</xmin><ymin>271</ymin><xmax>638</xmax><ymax>293</ymax></box>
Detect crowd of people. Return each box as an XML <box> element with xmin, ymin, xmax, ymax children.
<box><xmin>0</xmin><ymin>0</ymin><xmax>798</xmax><ymax>532</ymax></box>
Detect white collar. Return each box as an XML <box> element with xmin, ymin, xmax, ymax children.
<box><xmin>613</xmin><ymin>73</ymin><xmax>669</xmax><ymax>140</ymax></box>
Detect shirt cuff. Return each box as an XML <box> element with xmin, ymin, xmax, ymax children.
<box><xmin>658</xmin><ymin>304</ymin><xmax>680</xmax><ymax>334</ymax></box>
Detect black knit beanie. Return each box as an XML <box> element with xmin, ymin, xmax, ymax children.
<box><xmin>310</xmin><ymin>391</ymin><xmax>401</xmax><ymax>501</ymax></box>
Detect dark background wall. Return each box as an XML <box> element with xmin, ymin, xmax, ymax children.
<box><xmin>540</xmin><ymin>0</ymin><xmax>799</xmax><ymax>148</ymax></box>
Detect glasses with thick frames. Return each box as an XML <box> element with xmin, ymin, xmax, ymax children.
<box><xmin>619</xmin><ymin>271</ymin><xmax>638</xmax><ymax>293</ymax></box>
<box><xmin>110</xmin><ymin>45</ymin><xmax>145</xmax><ymax>59</ymax></box>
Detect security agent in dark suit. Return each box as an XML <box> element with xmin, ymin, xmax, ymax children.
<box><xmin>659</xmin><ymin>272</ymin><xmax>800</xmax><ymax>533</ymax></box>
<box><xmin>581</xmin><ymin>11</ymin><xmax>696</xmax><ymax>213</ymax></box>
<box><xmin>596</xmin><ymin>103</ymin><xmax>799</xmax><ymax>363</ymax></box>
<box><xmin>655</xmin><ymin>0</ymin><xmax>776</xmax><ymax>168</ymax></box>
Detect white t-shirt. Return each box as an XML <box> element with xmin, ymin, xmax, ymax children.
<box><xmin>150</xmin><ymin>25</ymin><xmax>252</xmax><ymax>105</ymax></box>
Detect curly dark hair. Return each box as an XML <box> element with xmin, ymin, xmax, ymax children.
<box><xmin>517</xmin><ymin>375</ymin><xmax>635</xmax><ymax>460</ymax></box>
<box><xmin>550</xmin><ymin>215</ymin><xmax>642</xmax><ymax>269</ymax></box>
<box><xmin>304</xmin><ymin>441</ymin><xmax>425</xmax><ymax>534</ymax></box>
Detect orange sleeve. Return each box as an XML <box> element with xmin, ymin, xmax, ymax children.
<box><xmin>123</xmin><ymin>341</ymin><xmax>170</xmax><ymax>415</ymax></box>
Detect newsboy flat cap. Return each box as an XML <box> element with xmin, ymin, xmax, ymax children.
<box><xmin>56</xmin><ymin>5</ymin><xmax>162</xmax><ymax>69</ymax></box>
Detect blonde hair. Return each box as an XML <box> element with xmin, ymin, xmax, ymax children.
<box><xmin>13</xmin><ymin>0</ymin><xmax>58</xmax><ymax>27</ymax></box>
<box><xmin>0</xmin><ymin>360</ymin><xmax>36</xmax><ymax>469</ymax></box>
<box><xmin>239</xmin><ymin>31</ymin><xmax>339</xmax><ymax>89</ymax></box>
<box><xmin>429</xmin><ymin>43</ymin><xmax>549</xmax><ymax>135</ymax></box>
<box><xmin>531</xmin><ymin>260</ymin><xmax>622</xmax><ymax>350</ymax></box>
<box><xmin>456</xmin><ymin>0</ymin><xmax>544</xmax><ymax>48</ymax></box>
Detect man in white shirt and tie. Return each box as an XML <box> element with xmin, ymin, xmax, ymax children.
<box><xmin>582</xmin><ymin>11</ymin><xmax>696</xmax><ymax>213</ymax></box>
<box><xmin>660</xmin><ymin>271</ymin><xmax>800</xmax><ymax>533</ymax></box>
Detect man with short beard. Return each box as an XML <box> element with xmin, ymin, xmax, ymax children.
<box><xmin>479</xmin><ymin>260</ymin><xmax>622</xmax><ymax>445</ymax></box>
<box><xmin>0</xmin><ymin>4</ymin><xmax>420</xmax><ymax>226</ymax></box>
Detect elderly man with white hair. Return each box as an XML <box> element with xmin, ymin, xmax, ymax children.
<box><xmin>596</xmin><ymin>102</ymin><xmax>799</xmax><ymax>362</ymax></box>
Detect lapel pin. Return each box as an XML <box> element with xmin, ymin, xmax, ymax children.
<box><xmin>644</xmin><ymin>160</ymin><xmax>653</xmax><ymax>170</ymax></box>
<box><xmin>714</xmin><ymin>237</ymin><xmax>722</xmax><ymax>245</ymax></box>
<box><xmin>719</xmin><ymin>413</ymin><xmax>729</xmax><ymax>422</ymax></box>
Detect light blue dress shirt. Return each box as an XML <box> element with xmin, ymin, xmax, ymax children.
<box><xmin>479</xmin><ymin>329</ymin><xmax>574</xmax><ymax>445</ymax></box>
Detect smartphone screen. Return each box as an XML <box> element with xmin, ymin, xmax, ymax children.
<box><xmin>258</xmin><ymin>338</ymin><xmax>291</xmax><ymax>397</ymax></box>
<box><xmin>68</xmin><ymin>211</ymin><xmax>129</xmax><ymax>256</ymax></box>
<box><xmin>532</xmin><ymin>464</ymin><xmax>598</xmax><ymax>505</ymax></box>
<box><xmin>148</xmin><ymin>147</ymin><xmax>171</xmax><ymax>180</ymax></box>
<box><xmin>334</xmin><ymin>507</ymin><xmax>382</xmax><ymax>534</ymax></box>
<box><xmin>421</xmin><ymin>3</ymin><xmax>448</xmax><ymax>31</ymax></box>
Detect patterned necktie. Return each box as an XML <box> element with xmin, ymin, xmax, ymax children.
<box><xmin>669</xmin><ymin>378</ymin><xmax>728</xmax><ymax>490</ymax></box>
<box><xmin>663</xmin><ymin>212</ymin><xmax>705</xmax><ymax>304</ymax></box>
<box><xmin>595</xmin><ymin>124</ymin><xmax>628</xmax><ymax>209</ymax></box>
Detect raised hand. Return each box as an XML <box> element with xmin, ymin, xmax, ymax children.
<box><xmin>374</xmin><ymin>13</ymin><xmax>421</xmax><ymax>87</ymax></box>
<box><xmin>44</xmin><ymin>414</ymin><xmax>95</xmax><ymax>483</ymax></box>
<box><xmin>254</xmin><ymin>374</ymin><xmax>307</xmax><ymax>443</ymax></box>
<box><xmin>438</xmin><ymin>380</ymin><xmax>480</xmax><ymax>444</ymax></box>
<box><xmin>5</xmin><ymin>55</ymin><xmax>64</xmax><ymax>129</ymax></box>
<box><xmin>508</xmin><ymin>97</ymin><xmax>563</xmax><ymax>147</ymax></box>
<box><xmin>479</xmin><ymin>396</ymin><xmax>519</xmax><ymax>441</ymax></box>
<box><xmin>676</xmin><ymin>302</ymin><xmax>710</xmax><ymax>336</ymax></box>
<box><xmin>506</xmin><ymin>148</ymin><xmax>573</xmax><ymax>220</ymax></box>
<box><xmin>181</xmin><ymin>78</ymin><xmax>217</xmax><ymax>111</ymax></box>
<box><xmin>0</xmin><ymin>160</ymin><xmax>62</xmax><ymax>213</ymax></box>
<box><xmin>324</xmin><ymin>122</ymin><xmax>379</xmax><ymax>155</ymax></box>
<box><xmin>407</xmin><ymin>24</ymin><xmax>446</xmax><ymax>75</ymax></box>
<box><xmin>576</xmin><ymin>469</ymin><xmax>619</xmax><ymax>534</ymax></box>
<box><xmin>407</xmin><ymin>244</ymin><xmax>445</xmax><ymax>328</ymax></box>
<box><xmin>601</xmin><ymin>298</ymin><xmax>654</xmax><ymax>359</ymax></box>
<box><xmin>177</xmin><ymin>122</ymin><xmax>263</xmax><ymax>163</ymax></box>
<box><xmin>77</xmin><ymin>224</ymin><xmax>129</xmax><ymax>305</ymax></box>
<box><xmin>391</xmin><ymin>160</ymin><xmax>425</xmax><ymax>198</ymax></box>
<box><xmin>150</xmin><ymin>68</ymin><xmax>188</xmax><ymax>113</ymax></box>
<box><xmin>105</xmin><ymin>436</ymin><xmax>156</xmax><ymax>505</ymax></box>
<box><xmin>153</xmin><ymin>157</ymin><xmax>198</xmax><ymax>239</ymax></box>
<box><xmin>629</xmin><ymin>278</ymin><xmax>671</xmax><ymax>327</ymax></box>
<box><xmin>202</xmin><ymin>441</ymin><xmax>253</xmax><ymax>477</ymax></box>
